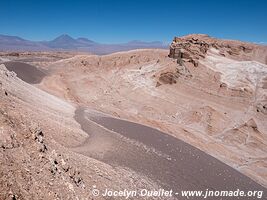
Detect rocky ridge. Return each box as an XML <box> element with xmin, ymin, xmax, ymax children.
<box><xmin>169</xmin><ymin>34</ymin><xmax>267</xmax><ymax>66</ymax></box>
<box><xmin>156</xmin><ymin>34</ymin><xmax>267</xmax><ymax>86</ymax></box>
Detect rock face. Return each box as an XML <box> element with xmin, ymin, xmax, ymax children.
<box><xmin>169</xmin><ymin>34</ymin><xmax>210</xmax><ymax>67</ymax></box>
<box><xmin>159</xmin><ymin>71</ymin><xmax>178</xmax><ymax>84</ymax></box>
<box><xmin>169</xmin><ymin>34</ymin><xmax>267</xmax><ymax>67</ymax></box>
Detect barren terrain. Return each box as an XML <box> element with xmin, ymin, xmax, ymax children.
<box><xmin>1</xmin><ymin>34</ymin><xmax>267</xmax><ymax>199</ymax></box>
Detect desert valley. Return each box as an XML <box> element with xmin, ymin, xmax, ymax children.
<box><xmin>0</xmin><ymin>34</ymin><xmax>267</xmax><ymax>199</ymax></box>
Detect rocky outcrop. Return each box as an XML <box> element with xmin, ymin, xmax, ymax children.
<box><xmin>169</xmin><ymin>34</ymin><xmax>210</xmax><ymax>67</ymax></box>
<box><xmin>158</xmin><ymin>71</ymin><xmax>178</xmax><ymax>85</ymax></box>
<box><xmin>256</xmin><ymin>103</ymin><xmax>267</xmax><ymax>114</ymax></box>
<box><xmin>169</xmin><ymin>34</ymin><xmax>265</xmax><ymax>67</ymax></box>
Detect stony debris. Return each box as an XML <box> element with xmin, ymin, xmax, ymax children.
<box><xmin>0</xmin><ymin>116</ymin><xmax>20</xmax><ymax>150</ymax></box>
<box><xmin>69</xmin><ymin>169</ymin><xmax>85</xmax><ymax>188</ymax></box>
<box><xmin>245</xmin><ymin>118</ymin><xmax>258</xmax><ymax>130</ymax></box>
<box><xmin>256</xmin><ymin>103</ymin><xmax>267</xmax><ymax>114</ymax></box>
<box><xmin>30</xmin><ymin>126</ymin><xmax>48</xmax><ymax>153</ymax></box>
<box><xmin>159</xmin><ymin>72</ymin><xmax>178</xmax><ymax>84</ymax></box>
<box><xmin>157</xmin><ymin>60</ymin><xmax>192</xmax><ymax>86</ymax></box>
<box><xmin>81</xmin><ymin>60</ymin><xmax>89</xmax><ymax>66</ymax></box>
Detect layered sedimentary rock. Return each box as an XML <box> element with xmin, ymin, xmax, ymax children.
<box><xmin>169</xmin><ymin>34</ymin><xmax>267</xmax><ymax>67</ymax></box>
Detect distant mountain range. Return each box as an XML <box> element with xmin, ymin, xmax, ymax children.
<box><xmin>0</xmin><ymin>34</ymin><xmax>168</xmax><ymax>55</ymax></box>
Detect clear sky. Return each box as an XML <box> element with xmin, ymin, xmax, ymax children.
<box><xmin>1</xmin><ymin>0</ymin><xmax>266</xmax><ymax>44</ymax></box>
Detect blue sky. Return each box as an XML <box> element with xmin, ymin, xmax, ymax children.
<box><xmin>1</xmin><ymin>0</ymin><xmax>266</xmax><ymax>43</ymax></box>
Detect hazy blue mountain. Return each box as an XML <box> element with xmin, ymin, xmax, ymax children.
<box><xmin>0</xmin><ymin>34</ymin><xmax>49</xmax><ymax>51</ymax></box>
<box><xmin>0</xmin><ymin>34</ymin><xmax>168</xmax><ymax>54</ymax></box>
<box><xmin>44</xmin><ymin>34</ymin><xmax>79</xmax><ymax>49</ymax></box>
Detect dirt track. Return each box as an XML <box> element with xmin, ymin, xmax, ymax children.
<box><xmin>4</xmin><ymin>61</ymin><xmax>46</xmax><ymax>84</ymax></box>
<box><xmin>74</xmin><ymin>107</ymin><xmax>267</xmax><ymax>200</ymax></box>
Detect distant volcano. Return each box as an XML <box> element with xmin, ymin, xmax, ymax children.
<box><xmin>0</xmin><ymin>34</ymin><xmax>168</xmax><ymax>54</ymax></box>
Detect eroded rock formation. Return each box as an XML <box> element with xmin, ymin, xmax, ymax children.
<box><xmin>169</xmin><ymin>34</ymin><xmax>267</xmax><ymax>67</ymax></box>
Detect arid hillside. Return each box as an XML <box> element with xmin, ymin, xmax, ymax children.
<box><xmin>0</xmin><ymin>34</ymin><xmax>267</xmax><ymax>199</ymax></box>
<box><xmin>0</xmin><ymin>64</ymin><xmax>161</xmax><ymax>199</ymax></box>
<box><xmin>38</xmin><ymin>35</ymin><xmax>267</xmax><ymax>187</ymax></box>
